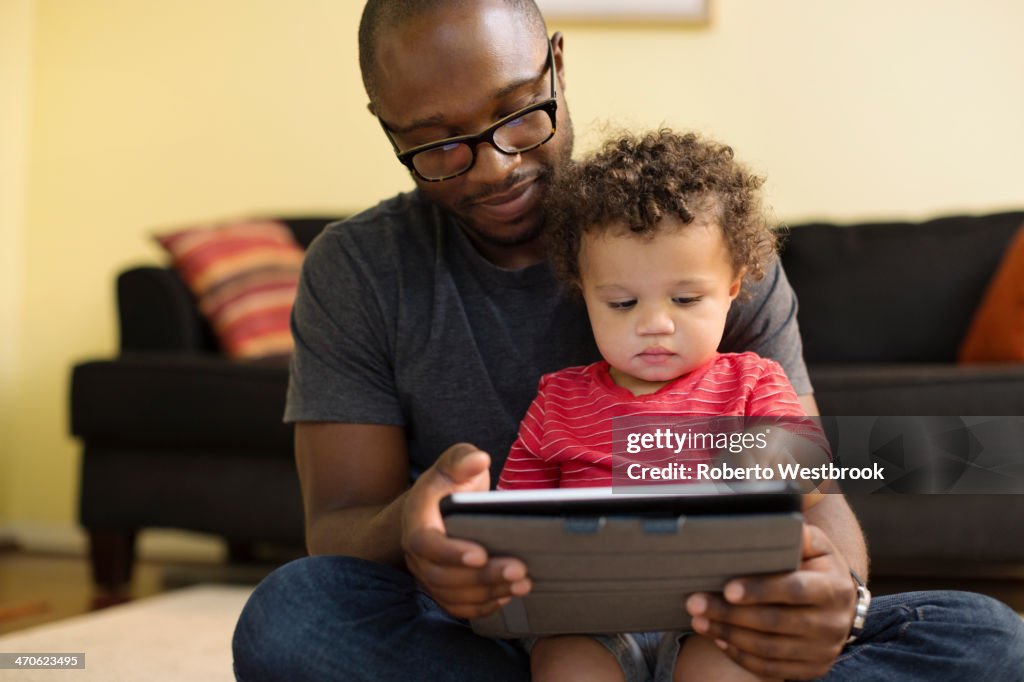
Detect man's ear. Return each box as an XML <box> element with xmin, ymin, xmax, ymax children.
<box><xmin>551</xmin><ymin>31</ymin><xmax>566</xmax><ymax>93</ymax></box>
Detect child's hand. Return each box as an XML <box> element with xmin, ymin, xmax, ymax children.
<box><xmin>400</xmin><ymin>443</ymin><xmax>532</xmax><ymax>619</ymax></box>
<box><xmin>724</xmin><ymin>426</ymin><xmax>829</xmax><ymax>496</ymax></box>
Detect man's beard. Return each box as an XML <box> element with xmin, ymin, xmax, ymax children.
<box><xmin>458</xmin><ymin>170</ymin><xmax>552</xmax><ymax>248</ymax></box>
<box><xmin>462</xmin><ymin>217</ymin><xmax>548</xmax><ymax>249</ymax></box>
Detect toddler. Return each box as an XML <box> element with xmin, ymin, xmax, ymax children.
<box><xmin>498</xmin><ymin>130</ymin><xmax>818</xmax><ymax>682</ymax></box>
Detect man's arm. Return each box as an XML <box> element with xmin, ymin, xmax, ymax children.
<box><xmin>295</xmin><ymin>422</ymin><xmax>409</xmax><ymax>561</ymax></box>
<box><xmin>794</xmin><ymin>391</ymin><xmax>868</xmax><ymax>576</ymax></box>
<box><xmin>805</xmin><ymin>491</ymin><xmax>868</xmax><ymax>579</ymax></box>
<box><xmin>294</xmin><ymin>422</ymin><xmax>532</xmax><ymax>619</ymax></box>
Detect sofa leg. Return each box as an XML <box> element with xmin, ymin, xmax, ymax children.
<box><xmin>87</xmin><ymin>528</ymin><xmax>137</xmax><ymax>596</ymax></box>
<box><xmin>227</xmin><ymin>540</ymin><xmax>257</xmax><ymax>564</ymax></box>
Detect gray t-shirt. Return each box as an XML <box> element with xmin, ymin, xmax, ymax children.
<box><xmin>285</xmin><ymin>190</ymin><xmax>811</xmax><ymax>483</ymax></box>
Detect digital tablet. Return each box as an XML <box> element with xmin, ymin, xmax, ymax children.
<box><xmin>440</xmin><ymin>482</ymin><xmax>803</xmax><ymax>637</ymax></box>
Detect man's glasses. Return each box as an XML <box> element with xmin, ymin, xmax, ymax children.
<box><xmin>378</xmin><ymin>40</ymin><xmax>557</xmax><ymax>183</ymax></box>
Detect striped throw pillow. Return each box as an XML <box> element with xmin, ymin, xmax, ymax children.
<box><xmin>155</xmin><ymin>220</ymin><xmax>304</xmax><ymax>359</ymax></box>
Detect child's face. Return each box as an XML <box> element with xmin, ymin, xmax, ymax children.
<box><xmin>578</xmin><ymin>218</ymin><xmax>743</xmax><ymax>395</ymax></box>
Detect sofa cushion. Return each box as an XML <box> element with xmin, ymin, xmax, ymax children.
<box><xmin>959</xmin><ymin>224</ymin><xmax>1024</xmax><ymax>362</ymax></box>
<box><xmin>71</xmin><ymin>354</ymin><xmax>292</xmax><ymax>453</ymax></box>
<box><xmin>782</xmin><ymin>212</ymin><xmax>1024</xmax><ymax>363</ymax></box>
<box><xmin>155</xmin><ymin>220</ymin><xmax>304</xmax><ymax>359</ymax></box>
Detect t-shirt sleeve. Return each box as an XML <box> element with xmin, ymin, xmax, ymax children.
<box><xmin>284</xmin><ymin>226</ymin><xmax>403</xmax><ymax>425</ymax></box>
<box><xmin>745</xmin><ymin>359</ymin><xmax>806</xmax><ymax>417</ymax></box>
<box><xmin>747</xmin><ymin>359</ymin><xmax>830</xmax><ymax>454</ymax></box>
<box><xmin>720</xmin><ymin>258</ymin><xmax>813</xmax><ymax>395</ymax></box>
<box><xmin>498</xmin><ymin>379</ymin><xmax>560</xmax><ymax>490</ymax></box>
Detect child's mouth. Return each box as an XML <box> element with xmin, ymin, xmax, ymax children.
<box><xmin>637</xmin><ymin>347</ymin><xmax>675</xmax><ymax>364</ymax></box>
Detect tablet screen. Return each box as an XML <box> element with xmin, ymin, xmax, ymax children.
<box><xmin>441</xmin><ymin>482</ymin><xmax>801</xmax><ymax>518</ymax></box>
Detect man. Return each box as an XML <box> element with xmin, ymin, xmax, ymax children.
<box><xmin>232</xmin><ymin>1</ymin><xmax>1024</xmax><ymax>680</ymax></box>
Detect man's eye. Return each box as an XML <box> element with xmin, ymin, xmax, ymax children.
<box><xmin>438</xmin><ymin>142</ymin><xmax>463</xmax><ymax>153</ymax></box>
<box><xmin>607</xmin><ymin>300</ymin><xmax>636</xmax><ymax>310</ymax></box>
<box><xmin>504</xmin><ymin>116</ymin><xmax>525</xmax><ymax>129</ymax></box>
<box><xmin>673</xmin><ymin>296</ymin><xmax>701</xmax><ymax>306</ymax></box>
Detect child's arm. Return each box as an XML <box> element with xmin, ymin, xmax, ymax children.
<box><xmin>744</xmin><ymin>359</ymin><xmax>832</xmax><ymax>505</ymax></box>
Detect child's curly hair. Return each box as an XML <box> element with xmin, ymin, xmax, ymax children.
<box><xmin>544</xmin><ymin>129</ymin><xmax>777</xmax><ymax>290</ymax></box>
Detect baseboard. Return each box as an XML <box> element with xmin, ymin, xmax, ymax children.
<box><xmin>0</xmin><ymin>522</ymin><xmax>226</xmax><ymax>563</ymax></box>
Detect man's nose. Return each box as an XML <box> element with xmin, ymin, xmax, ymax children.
<box><xmin>637</xmin><ymin>305</ymin><xmax>675</xmax><ymax>336</ymax></box>
<box><xmin>466</xmin><ymin>142</ymin><xmax>521</xmax><ymax>185</ymax></box>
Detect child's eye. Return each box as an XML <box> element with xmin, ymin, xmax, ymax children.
<box><xmin>673</xmin><ymin>296</ymin><xmax>701</xmax><ymax>306</ymax></box>
<box><xmin>607</xmin><ymin>300</ymin><xmax>637</xmax><ymax>310</ymax></box>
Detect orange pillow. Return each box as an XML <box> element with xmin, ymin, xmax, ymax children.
<box><xmin>155</xmin><ymin>220</ymin><xmax>304</xmax><ymax>359</ymax></box>
<box><xmin>959</xmin><ymin>225</ymin><xmax>1024</xmax><ymax>362</ymax></box>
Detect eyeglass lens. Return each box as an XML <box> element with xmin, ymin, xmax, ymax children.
<box><xmin>411</xmin><ymin>108</ymin><xmax>553</xmax><ymax>180</ymax></box>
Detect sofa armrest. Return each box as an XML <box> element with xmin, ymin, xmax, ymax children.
<box><xmin>117</xmin><ymin>266</ymin><xmax>216</xmax><ymax>353</ymax></box>
<box><xmin>70</xmin><ymin>354</ymin><xmax>291</xmax><ymax>451</ymax></box>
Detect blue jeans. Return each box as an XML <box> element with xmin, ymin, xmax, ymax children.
<box><xmin>232</xmin><ymin>556</ymin><xmax>1024</xmax><ymax>681</ymax></box>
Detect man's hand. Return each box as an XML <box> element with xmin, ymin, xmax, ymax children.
<box><xmin>400</xmin><ymin>443</ymin><xmax>532</xmax><ymax>619</ymax></box>
<box><xmin>685</xmin><ymin>524</ymin><xmax>857</xmax><ymax>680</ymax></box>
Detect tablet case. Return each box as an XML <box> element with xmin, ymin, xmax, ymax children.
<box><xmin>443</xmin><ymin>494</ymin><xmax>802</xmax><ymax>637</ymax></box>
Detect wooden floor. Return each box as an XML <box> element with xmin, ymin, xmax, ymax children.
<box><xmin>1</xmin><ymin>547</ymin><xmax>1022</xmax><ymax>636</ymax></box>
<box><xmin>0</xmin><ymin>548</ymin><xmax>276</xmax><ymax>636</ymax></box>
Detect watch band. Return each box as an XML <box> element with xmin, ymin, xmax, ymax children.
<box><xmin>846</xmin><ymin>570</ymin><xmax>871</xmax><ymax>644</ymax></box>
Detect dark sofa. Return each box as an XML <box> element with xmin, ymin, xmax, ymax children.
<box><xmin>70</xmin><ymin>211</ymin><xmax>1024</xmax><ymax>592</ymax></box>
<box><xmin>779</xmin><ymin>210</ymin><xmax>1024</xmax><ymax>571</ymax></box>
<box><xmin>71</xmin><ymin>219</ymin><xmax>330</xmax><ymax>591</ymax></box>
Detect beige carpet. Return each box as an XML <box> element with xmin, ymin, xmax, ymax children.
<box><xmin>0</xmin><ymin>583</ymin><xmax>1017</xmax><ymax>681</ymax></box>
<box><xmin>0</xmin><ymin>585</ymin><xmax>252</xmax><ymax>681</ymax></box>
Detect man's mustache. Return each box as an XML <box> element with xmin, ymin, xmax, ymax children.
<box><xmin>460</xmin><ymin>168</ymin><xmax>550</xmax><ymax>209</ymax></box>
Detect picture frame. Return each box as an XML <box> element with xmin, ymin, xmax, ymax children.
<box><xmin>536</xmin><ymin>0</ymin><xmax>709</xmax><ymax>24</ymax></box>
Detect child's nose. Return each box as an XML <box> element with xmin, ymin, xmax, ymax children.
<box><xmin>636</xmin><ymin>306</ymin><xmax>675</xmax><ymax>336</ymax></box>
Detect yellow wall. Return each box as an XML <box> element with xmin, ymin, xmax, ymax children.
<box><xmin>5</xmin><ymin>1</ymin><xmax>1023</xmax><ymax>543</ymax></box>
<box><xmin>1</xmin><ymin>0</ymin><xmax>35</xmax><ymax>528</ymax></box>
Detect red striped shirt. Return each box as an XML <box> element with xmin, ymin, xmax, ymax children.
<box><xmin>497</xmin><ymin>352</ymin><xmax>813</xmax><ymax>490</ymax></box>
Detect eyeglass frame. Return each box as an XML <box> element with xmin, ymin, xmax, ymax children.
<box><xmin>376</xmin><ymin>38</ymin><xmax>558</xmax><ymax>183</ymax></box>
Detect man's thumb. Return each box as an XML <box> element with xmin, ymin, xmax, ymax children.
<box><xmin>801</xmin><ymin>522</ymin><xmax>833</xmax><ymax>560</ymax></box>
<box><xmin>438</xmin><ymin>443</ymin><xmax>491</xmax><ymax>487</ymax></box>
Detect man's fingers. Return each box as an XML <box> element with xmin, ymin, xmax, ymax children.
<box><xmin>412</xmin><ymin>556</ymin><xmax>532</xmax><ymax>618</ymax></box>
<box><xmin>426</xmin><ymin>577</ymin><xmax>532</xmax><ymax>607</ymax></box>
<box><xmin>688</xmin><ymin>595</ymin><xmax>822</xmax><ymax>637</ymax></box>
<box><xmin>479</xmin><ymin>557</ymin><xmax>528</xmax><ymax>584</ymax></box>
<box><xmin>441</xmin><ymin>598</ymin><xmax>511</xmax><ymax>620</ymax></box>
<box><xmin>716</xmin><ymin>570</ymin><xmax>831</xmax><ymax>607</ymax></box>
<box><xmin>681</xmin><ymin>523</ymin><xmax>854</xmax><ymax>678</ymax></box>
<box><xmin>695</xmin><ymin>623</ymin><xmax>819</xmax><ymax>662</ymax></box>
<box><xmin>407</xmin><ymin>550</ymin><xmax>531</xmax><ymax>615</ymax></box>
<box><xmin>417</xmin><ymin>557</ymin><xmax>528</xmax><ymax>589</ymax></box>
<box><xmin>715</xmin><ymin>640</ymin><xmax>838</xmax><ymax>681</ymax></box>
<box><xmin>718</xmin><ymin>525</ymin><xmax>849</xmax><ymax>606</ymax></box>
<box><xmin>404</xmin><ymin>527</ymin><xmax>487</xmax><ymax>567</ymax></box>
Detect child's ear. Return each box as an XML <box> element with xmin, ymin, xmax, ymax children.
<box><xmin>728</xmin><ymin>268</ymin><xmax>746</xmax><ymax>300</ymax></box>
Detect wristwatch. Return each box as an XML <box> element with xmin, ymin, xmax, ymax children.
<box><xmin>846</xmin><ymin>569</ymin><xmax>871</xmax><ymax>644</ymax></box>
